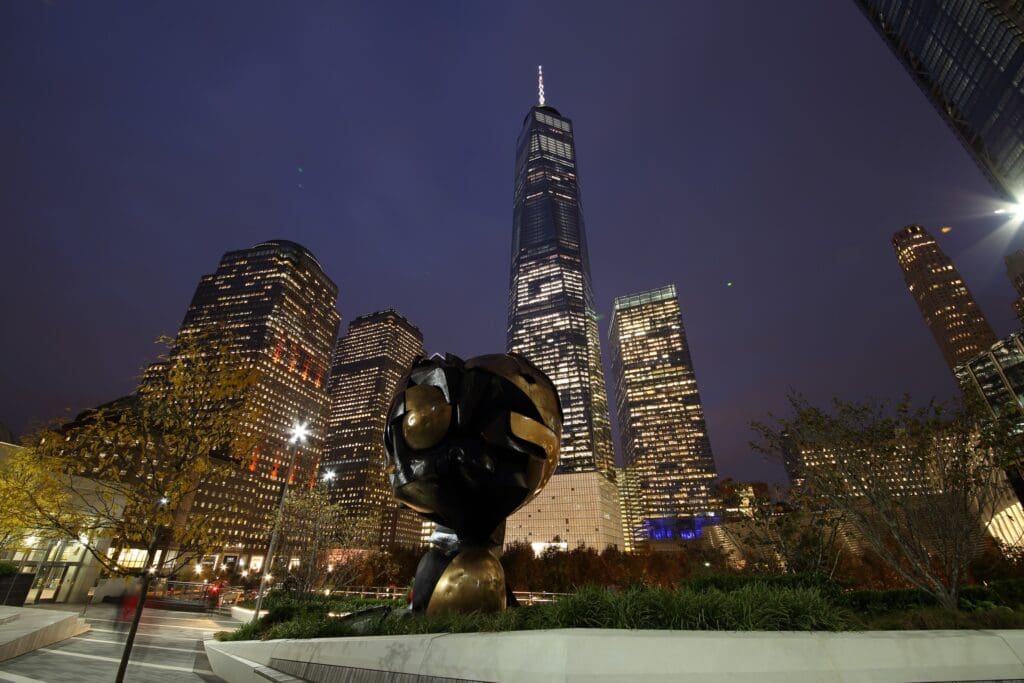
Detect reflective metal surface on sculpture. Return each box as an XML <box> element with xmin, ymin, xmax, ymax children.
<box><xmin>384</xmin><ymin>352</ymin><xmax>561</xmax><ymax>616</ymax></box>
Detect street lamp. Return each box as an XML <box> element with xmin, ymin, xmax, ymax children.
<box><xmin>322</xmin><ymin>469</ymin><xmax>336</xmax><ymax>483</ymax></box>
<box><xmin>251</xmin><ymin>421</ymin><xmax>309</xmax><ymax>623</ymax></box>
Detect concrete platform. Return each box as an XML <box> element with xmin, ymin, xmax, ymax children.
<box><xmin>205</xmin><ymin>628</ymin><xmax>1024</xmax><ymax>683</ymax></box>
<box><xmin>0</xmin><ymin>606</ymin><xmax>90</xmax><ymax>662</ymax></box>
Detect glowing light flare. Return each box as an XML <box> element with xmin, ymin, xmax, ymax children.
<box><xmin>940</xmin><ymin>226</ymin><xmax>953</xmax><ymax>234</ymax></box>
<box><xmin>289</xmin><ymin>421</ymin><xmax>310</xmax><ymax>444</ymax></box>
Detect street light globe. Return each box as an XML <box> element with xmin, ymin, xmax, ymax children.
<box><xmin>322</xmin><ymin>470</ymin><xmax>336</xmax><ymax>482</ymax></box>
<box><xmin>289</xmin><ymin>422</ymin><xmax>311</xmax><ymax>444</ymax></box>
<box><xmin>194</xmin><ymin>565</ymin><xmax>203</xmax><ymax>575</ymax></box>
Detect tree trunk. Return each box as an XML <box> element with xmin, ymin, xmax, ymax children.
<box><xmin>115</xmin><ymin>571</ymin><xmax>152</xmax><ymax>683</ymax></box>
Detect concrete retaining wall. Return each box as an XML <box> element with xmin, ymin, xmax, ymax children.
<box><xmin>0</xmin><ymin>607</ymin><xmax>89</xmax><ymax>662</ymax></box>
<box><xmin>205</xmin><ymin>628</ymin><xmax>1024</xmax><ymax>683</ymax></box>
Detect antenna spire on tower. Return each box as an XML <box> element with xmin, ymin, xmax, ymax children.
<box><xmin>538</xmin><ymin>65</ymin><xmax>545</xmax><ymax>106</ymax></box>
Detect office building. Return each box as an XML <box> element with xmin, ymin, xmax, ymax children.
<box><xmin>155</xmin><ymin>240</ymin><xmax>340</xmax><ymax>565</ymax></box>
<box><xmin>856</xmin><ymin>1</ymin><xmax>1024</xmax><ymax>200</ymax></box>
<box><xmin>503</xmin><ymin>69</ymin><xmax>622</xmax><ymax>550</ymax></box>
<box><xmin>893</xmin><ymin>225</ymin><xmax>996</xmax><ymax>370</ymax></box>
<box><xmin>609</xmin><ymin>285</ymin><xmax>720</xmax><ymax>548</ymax></box>
<box><xmin>323</xmin><ymin>310</ymin><xmax>425</xmax><ymax>550</ymax></box>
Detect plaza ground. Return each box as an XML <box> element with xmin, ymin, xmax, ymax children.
<box><xmin>0</xmin><ymin>604</ymin><xmax>229</xmax><ymax>683</ymax></box>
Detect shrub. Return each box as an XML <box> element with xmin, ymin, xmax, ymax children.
<box><xmin>0</xmin><ymin>561</ymin><xmax>17</xmax><ymax>577</ymax></box>
<box><xmin>215</xmin><ymin>621</ymin><xmax>262</xmax><ymax>642</ymax></box>
<box><xmin>217</xmin><ymin>583</ymin><xmax>849</xmax><ymax>640</ymax></box>
<box><xmin>685</xmin><ymin>573</ymin><xmax>842</xmax><ymax>599</ymax></box>
<box><xmin>836</xmin><ymin>588</ymin><xmax>935</xmax><ymax>614</ymax></box>
<box><xmin>858</xmin><ymin>606</ymin><xmax>1024</xmax><ymax>630</ymax></box>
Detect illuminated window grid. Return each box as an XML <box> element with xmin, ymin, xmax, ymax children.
<box><xmin>610</xmin><ymin>285</ymin><xmax>720</xmax><ymax>548</ymax></box>
<box><xmin>149</xmin><ymin>240</ymin><xmax>340</xmax><ymax>556</ymax></box>
<box><xmin>323</xmin><ymin>310</ymin><xmax>424</xmax><ymax>550</ymax></box>
<box><xmin>505</xmin><ymin>102</ymin><xmax>620</xmax><ymax>550</ymax></box>
<box><xmin>893</xmin><ymin>225</ymin><xmax>996</xmax><ymax>370</ymax></box>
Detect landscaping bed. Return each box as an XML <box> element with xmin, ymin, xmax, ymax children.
<box><xmin>214</xmin><ymin>577</ymin><xmax>1024</xmax><ymax>641</ymax></box>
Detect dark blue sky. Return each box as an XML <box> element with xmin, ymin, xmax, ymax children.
<box><xmin>2</xmin><ymin>2</ymin><xmax>1020</xmax><ymax>484</ymax></box>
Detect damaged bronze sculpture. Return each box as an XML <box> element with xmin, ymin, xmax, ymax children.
<box><xmin>383</xmin><ymin>352</ymin><xmax>561</xmax><ymax>616</ymax></box>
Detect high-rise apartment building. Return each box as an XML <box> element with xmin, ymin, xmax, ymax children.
<box><xmin>609</xmin><ymin>285</ymin><xmax>720</xmax><ymax>548</ymax></box>
<box><xmin>323</xmin><ymin>310</ymin><xmax>425</xmax><ymax>550</ymax></box>
<box><xmin>503</xmin><ymin>70</ymin><xmax>622</xmax><ymax>550</ymax></box>
<box><xmin>855</xmin><ymin>1</ymin><xmax>1024</xmax><ymax>201</ymax></box>
<box><xmin>158</xmin><ymin>240</ymin><xmax>340</xmax><ymax>564</ymax></box>
<box><xmin>893</xmin><ymin>225</ymin><xmax>997</xmax><ymax>370</ymax></box>
<box><xmin>1006</xmin><ymin>250</ymin><xmax>1024</xmax><ymax>323</ymax></box>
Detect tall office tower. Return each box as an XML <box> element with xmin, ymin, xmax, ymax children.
<box><xmin>609</xmin><ymin>285</ymin><xmax>720</xmax><ymax>548</ymax></box>
<box><xmin>855</xmin><ymin>1</ymin><xmax>1024</xmax><ymax>201</ymax></box>
<box><xmin>893</xmin><ymin>225</ymin><xmax>997</xmax><ymax>371</ymax></box>
<box><xmin>504</xmin><ymin>69</ymin><xmax>622</xmax><ymax>551</ymax></box>
<box><xmin>323</xmin><ymin>310</ymin><xmax>425</xmax><ymax>550</ymax></box>
<box><xmin>1006</xmin><ymin>250</ymin><xmax>1024</xmax><ymax>323</ymax></box>
<box><xmin>159</xmin><ymin>240</ymin><xmax>340</xmax><ymax>565</ymax></box>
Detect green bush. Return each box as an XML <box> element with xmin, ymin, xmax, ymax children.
<box><xmin>219</xmin><ymin>583</ymin><xmax>850</xmax><ymax>640</ymax></box>
<box><xmin>857</xmin><ymin>606</ymin><xmax>1024</xmax><ymax>630</ymax></box>
<box><xmin>217</xmin><ymin>579</ymin><xmax>1024</xmax><ymax>642</ymax></box>
<box><xmin>0</xmin><ymin>561</ymin><xmax>17</xmax><ymax>577</ymax></box>
<box><xmin>685</xmin><ymin>573</ymin><xmax>842</xmax><ymax>599</ymax></box>
<box><xmin>215</xmin><ymin>621</ymin><xmax>262</xmax><ymax>642</ymax></box>
<box><xmin>836</xmin><ymin>588</ymin><xmax>935</xmax><ymax>614</ymax></box>
<box><xmin>986</xmin><ymin>578</ymin><xmax>1024</xmax><ymax>608</ymax></box>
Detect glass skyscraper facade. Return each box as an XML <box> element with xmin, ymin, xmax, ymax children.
<box><xmin>503</xmin><ymin>83</ymin><xmax>622</xmax><ymax>551</ymax></box>
<box><xmin>892</xmin><ymin>224</ymin><xmax>997</xmax><ymax>370</ymax></box>
<box><xmin>323</xmin><ymin>309</ymin><xmax>425</xmax><ymax>550</ymax></box>
<box><xmin>159</xmin><ymin>239</ymin><xmax>340</xmax><ymax>562</ymax></box>
<box><xmin>506</xmin><ymin>102</ymin><xmax>614</xmax><ymax>476</ymax></box>
<box><xmin>609</xmin><ymin>285</ymin><xmax>720</xmax><ymax>548</ymax></box>
<box><xmin>956</xmin><ymin>330</ymin><xmax>1024</xmax><ymax>419</ymax></box>
<box><xmin>856</xmin><ymin>0</ymin><xmax>1024</xmax><ymax>200</ymax></box>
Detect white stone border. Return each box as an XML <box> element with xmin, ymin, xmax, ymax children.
<box><xmin>229</xmin><ymin>606</ymin><xmax>256</xmax><ymax>623</ymax></box>
<box><xmin>205</xmin><ymin>628</ymin><xmax>1024</xmax><ymax>682</ymax></box>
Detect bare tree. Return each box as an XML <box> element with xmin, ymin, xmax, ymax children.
<box><xmin>755</xmin><ymin>394</ymin><xmax>1017</xmax><ymax>610</ymax></box>
<box><xmin>718</xmin><ymin>484</ymin><xmax>849</xmax><ymax>578</ymax></box>
<box><xmin>269</xmin><ymin>481</ymin><xmax>376</xmax><ymax>593</ymax></box>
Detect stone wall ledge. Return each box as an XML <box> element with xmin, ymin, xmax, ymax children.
<box><xmin>205</xmin><ymin>628</ymin><xmax>1024</xmax><ymax>683</ymax></box>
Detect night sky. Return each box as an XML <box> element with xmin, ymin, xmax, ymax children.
<box><xmin>3</xmin><ymin>2</ymin><xmax>1022</xmax><ymax>485</ymax></box>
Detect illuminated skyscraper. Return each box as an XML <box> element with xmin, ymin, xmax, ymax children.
<box><xmin>504</xmin><ymin>69</ymin><xmax>622</xmax><ymax>550</ymax></box>
<box><xmin>893</xmin><ymin>225</ymin><xmax>996</xmax><ymax>371</ymax></box>
<box><xmin>609</xmin><ymin>285</ymin><xmax>719</xmax><ymax>548</ymax></box>
<box><xmin>323</xmin><ymin>310</ymin><xmax>425</xmax><ymax>550</ymax></box>
<box><xmin>855</xmin><ymin>1</ymin><xmax>1024</xmax><ymax>201</ymax></box>
<box><xmin>159</xmin><ymin>239</ymin><xmax>340</xmax><ymax>565</ymax></box>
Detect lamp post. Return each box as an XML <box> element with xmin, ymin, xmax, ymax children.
<box><xmin>251</xmin><ymin>421</ymin><xmax>309</xmax><ymax>623</ymax></box>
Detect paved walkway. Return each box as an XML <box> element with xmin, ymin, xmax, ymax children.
<box><xmin>0</xmin><ymin>604</ymin><xmax>233</xmax><ymax>682</ymax></box>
